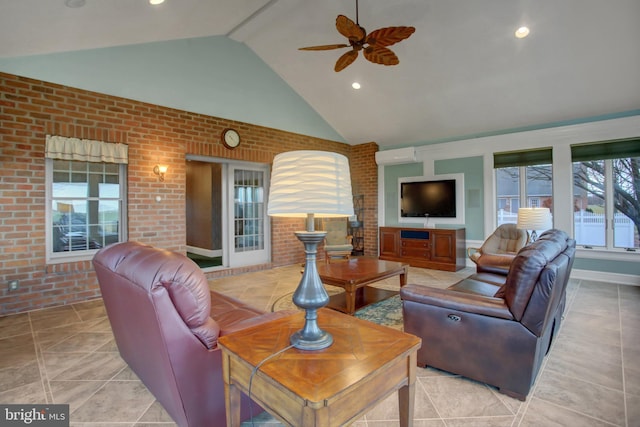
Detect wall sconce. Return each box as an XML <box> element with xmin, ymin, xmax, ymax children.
<box><xmin>153</xmin><ymin>165</ymin><xmax>168</xmax><ymax>182</ymax></box>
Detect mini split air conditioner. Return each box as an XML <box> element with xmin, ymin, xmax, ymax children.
<box><xmin>374</xmin><ymin>147</ymin><xmax>416</xmax><ymax>165</ymax></box>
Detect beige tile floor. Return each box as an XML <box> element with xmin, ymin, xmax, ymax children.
<box><xmin>0</xmin><ymin>264</ymin><xmax>638</xmax><ymax>426</ymax></box>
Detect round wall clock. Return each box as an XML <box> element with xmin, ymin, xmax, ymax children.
<box><xmin>222</xmin><ymin>128</ymin><xmax>241</xmax><ymax>149</ymax></box>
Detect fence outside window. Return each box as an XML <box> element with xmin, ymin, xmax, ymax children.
<box><xmin>497</xmin><ymin>209</ymin><xmax>636</xmax><ymax>248</ymax></box>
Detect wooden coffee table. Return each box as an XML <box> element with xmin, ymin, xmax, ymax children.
<box><xmin>219</xmin><ymin>309</ymin><xmax>421</xmax><ymax>427</ymax></box>
<box><xmin>316</xmin><ymin>257</ymin><xmax>409</xmax><ymax>315</ymax></box>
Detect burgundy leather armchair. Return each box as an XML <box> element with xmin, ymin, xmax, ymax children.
<box><xmin>401</xmin><ymin>229</ymin><xmax>575</xmax><ymax>400</ymax></box>
<box><xmin>93</xmin><ymin>241</ymin><xmax>293</xmax><ymax>426</ymax></box>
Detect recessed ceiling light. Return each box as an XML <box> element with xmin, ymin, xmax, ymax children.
<box><xmin>515</xmin><ymin>26</ymin><xmax>530</xmax><ymax>39</ymax></box>
<box><xmin>149</xmin><ymin>0</ymin><xmax>165</xmax><ymax>4</ymax></box>
<box><xmin>352</xmin><ymin>82</ymin><xmax>361</xmax><ymax>90</ymax></box>
<box><xmin>64</xmin><ymin>0</ymin><xmax>86</xmax><ymax>8</ymax></box>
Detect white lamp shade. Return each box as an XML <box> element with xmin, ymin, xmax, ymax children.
<box><xmin>268</xmin><ymin>151</ymin><xmax>354</xmax><ymax>217</ymax></box>
<box><xmin>517</xmin><ymin>207</ymin><xmax>553</xmax><ymax>230</ymax></box>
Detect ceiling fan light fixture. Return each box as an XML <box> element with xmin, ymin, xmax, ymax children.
<box><xmin>299</xmin><ymin>0</ymin><xmax>415</xmax><ymax>72</ymax></box>
<box><xmin>515</xmin><ymin>26</ymin><xmax>530</xmax><ymax>39</ymax></box>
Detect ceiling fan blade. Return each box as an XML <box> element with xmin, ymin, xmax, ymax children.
<box><xmin>366</xmin><ymin>26</ymin><xmax>415</xmax><ymax>47</ymax></box>
<box><xmin>299</xmin><ymin>44</ymin><xmax>350</xmax><ymax>51</ymax></box>
<box><xmin>336</xmin><ymin>14</ymin><xmax>366</xmax><ymax>42</ymax></box>
<box><xmin>363</xmin><ymin>46</ymin><xmax>399</xmax><ymax>66</ymax></box>
<box><xmin>334</xmin><ymin>50</ymin><xmax>359</xmax><ymax>72</ymax></box>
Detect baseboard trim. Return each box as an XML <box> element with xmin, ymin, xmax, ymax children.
<box><xmin>570</xmin><ymin>269</ymin><xmax>640</xmax><ymax>286</ymax></box>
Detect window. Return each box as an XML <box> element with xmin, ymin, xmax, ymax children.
<box><xmin>571</xmin><ymin>138</ymin><xmax>640</xmax><ymax>251</ymax></box>
<box><xmin>494</xmin><ymin>148</ymin><xmax>553</xmax><ymax>227</ymax></box>
<box><xmin>233</xmin><ymin>168</ymin><xmax>265</xmax><ymax>252</ymax></box>
<box><xmin>45</xmin><ymin>136</ymin><xmax>128</xmax><ymax>262</ymax></box>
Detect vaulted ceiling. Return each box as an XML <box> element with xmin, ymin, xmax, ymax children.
<box><xmin>1</xmin><ymin>0</ymin><xmax>639</xmax><ymax>148</ymax></box>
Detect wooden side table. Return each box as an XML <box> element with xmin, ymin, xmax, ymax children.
<box><xmin>219</xmin><ymin>309</ymin><xmax>421</xmax><ymax>427</ymax></box>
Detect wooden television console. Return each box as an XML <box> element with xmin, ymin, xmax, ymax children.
<box><xmin>379</xmin><ymin>226</ymin><xmax>466</xmax><ymax>271</ymax></box>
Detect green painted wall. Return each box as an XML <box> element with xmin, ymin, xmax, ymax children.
<box><xmin>0</xmin><ymin>36</ymin><xmax>344</xmax><ymax>143</ymax></box>
<box><xmin>434</xmin><ymin>156</ymin><xmax>484</xmax><ymax>240</ymax></box>
<box><xmin>382</xmin><ymin>157</ymin><xmax>484</xmax><ymax>240</ymax></box>
<box><xmin>384</xmin><ymin>163</ymin><xmax>423</xmax><ymax>226</ymax></box>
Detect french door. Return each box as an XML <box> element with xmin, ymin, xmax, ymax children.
<box><xmin>226</xmin><ymin>164</ymin><xmax>270</xmax><ymax>267</ymax></box>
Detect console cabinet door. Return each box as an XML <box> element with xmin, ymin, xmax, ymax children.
<box><xmin>379</xmin><ymin>228</ymin><xmax>399</xmax><ymax>257</ymax></box>
<box><xmin>430</xmin><ymin>230</ymin><xmax>455</xmax><ymax>263</ymax></box>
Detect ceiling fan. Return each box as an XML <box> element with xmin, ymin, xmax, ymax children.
<box><xmin>299</xmin><ymin>0</ymin><xmax>415</xmax><ymax>72</ymax></box>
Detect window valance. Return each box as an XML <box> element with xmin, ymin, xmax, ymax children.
<box><xmin>45</xmin><ymin>135</ymin><xmax>128</xmax><ymax>164</ymax></box>
<box><xmin>571</xmin><ymin>137</ymin><xmax>640</xmax><ymax>162</ymax></box>
<box><xmin>493</xmin><ymin>147</ymin><xmax>553</xmax><ymax>168</ymax></box>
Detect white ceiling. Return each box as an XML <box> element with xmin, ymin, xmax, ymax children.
<box><xmin>1</xmin><ymin>0</ymin><xmax>639</xmax><ymax>148</ymax></box>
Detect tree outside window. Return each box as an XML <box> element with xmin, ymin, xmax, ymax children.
<box><xmin>571</xmin><ymin>139</ymin><xmax>640</xmax><ymax>250</ymax></box>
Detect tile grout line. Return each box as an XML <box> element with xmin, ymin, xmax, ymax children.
<box><xmin>511</xmin><ymin>279</ymin><xmax>583</xmax><ymax>427</ymax></box>
<box><xmin>532</xmin><ymin>280</ymin><xmax>628</xmax><ymax>426</ymax></box>
<box><xmin>415</xmin><ymin>376</ymin><xmax>446</xmax><ymax>425</ymax></box>
<box><xmin>618</xmin><ymin>285</ymin><xmax>628</xmax><ymax>427</ymax></box>
<box><xmin>28</xmin><ymin>311</ymin><xmax>52</xmax><ymax>404</ymax></box>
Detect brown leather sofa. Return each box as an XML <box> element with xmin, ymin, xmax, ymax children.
<box><xmin>93</xmin><ymin>241</ymin><xmax>293</xmax><ymax>426</ymax></box>
<box><xmin>401</xmin><ymin>229</ymin><xmax>576</xmax><ymax>400</ymax></box>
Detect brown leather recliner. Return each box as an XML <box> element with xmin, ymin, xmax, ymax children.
<box><xmin>93</xmin><ymin>242</ymin><xmax>293</xmax><ymax>427</ymax></box>
<box><xmin>401</xmin><ymin>229</ymin><xmax>575</xmax><ymax>400</ymax></box>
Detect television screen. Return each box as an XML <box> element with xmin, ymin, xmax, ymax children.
<box><xmin>401</xmin><ymin>179</ymin><xmax>456</xmax><ymax>218</ymax></box>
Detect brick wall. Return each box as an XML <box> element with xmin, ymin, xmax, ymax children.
<box><xmin>349</xmin><ymin>142</ymin><xmax>379</xmax><ymax>257</ymax></box>
<box><xmin>0</xmin><ymin>72</ymin><xmax>379</xmax><ymax>315</ymax></box>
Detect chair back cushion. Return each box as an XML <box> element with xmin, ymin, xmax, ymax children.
<box><xmin>324</xmin><ymin>219</ymin><xmax>349</xmax><ymax>245</ymax></box>
<box><xmin>93</xmin><ymin>241</ymin><xmax>220</xmax><ymax>348</ymax></box>
<box><xmin>482</xmin><ymin>223</ymin><xmax>527</xmax><ymax>254</ymax></box>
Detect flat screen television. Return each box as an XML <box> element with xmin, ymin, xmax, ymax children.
<box><xmin>400</xmin><ymin>179</ymin><xmax>457</xmax><ymax>218</ymax></box>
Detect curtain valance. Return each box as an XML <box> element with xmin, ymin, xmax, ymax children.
<box><xmin>45</xmin><ymin>135</ymin><xmax>128</xmax><ymax>164</ymax></box>
<box><xmin>571</xmin><ymin>138</ymin><xmax>640</xmax><ymax>162</ymax></box>
<box><xmin>493</xmin><ymin>147</ymin><xmax>553</xmax><ymax>168</ymax></box>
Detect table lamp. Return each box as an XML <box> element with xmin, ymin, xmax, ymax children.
<box><xmin>517</xmin><ymin>207</ymin><xmax>552</xmax><ymax>243</ymax></box>
<box><xmin>268</xmin><ymin>151</ymin><xmax>354</xmax><ymax>350</ymax></box>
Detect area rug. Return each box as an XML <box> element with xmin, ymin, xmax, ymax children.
<box><xmin>271</xmin><ymin>292</ymin><xmax>403</xmax><ymax>330</ymax></box>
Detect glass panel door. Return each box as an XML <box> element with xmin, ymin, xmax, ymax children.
<box><xmin>227</xmin><ymin>165</ymin><xmax>270</xmax><ymax>267</ymax></box>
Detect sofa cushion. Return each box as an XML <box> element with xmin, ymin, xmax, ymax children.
<box><xmin>449</xmin><ymin>277</ymin><xmax>502</xmax><ymax>298</ymax></box>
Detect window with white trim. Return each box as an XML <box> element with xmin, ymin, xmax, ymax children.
<box><xmin>494</xmin><ymin>148</ymin><xmax>553</xmax><ymax>228</ymax></box>
<box><xmin>571</xmin><ymin>138</ymin><xmax>640</xmax><ymax>251</ymax></box>
<box><xmin>45</xmin><ymin>136</ymin><xmax>128</xmax><ymax>262</ymax></box>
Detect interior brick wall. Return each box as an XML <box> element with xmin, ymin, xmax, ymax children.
<box><xmin>349</xmin><ymin>142</ymin><xmax>379</xmax><ymax>257</ymax></box>
<box><xmin>0</xmin><ymin>72</ymin><xmax>379</xmax><ymax>315</ymax></box>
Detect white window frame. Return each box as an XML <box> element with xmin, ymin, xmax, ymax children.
<box><xmin>45</xmin><ymin>158</ymin><xmax>128</xmax><ymax>263</ymax></box>
<box><xmin>495</xmin><ymin>164</ymin><xmax>553</xmax><ymax>226</ymax></box>
<box><xmin>572</xmin><ymin>157</ymin><xmax>638</xmax><ymax>252</ymax></box>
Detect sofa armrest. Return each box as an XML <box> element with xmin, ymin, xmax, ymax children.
<box><xmin>467</xmin><ymin>247</ymin><xmax>481</xmax><ymax>263</ymax></box>
<box><xmin>476</xmin><ymin>252</ymin><xmax>515</xmax><ymax>268</ymax></box>
<box><xmin>400</xmin><ymin>284</ymin><xmax>513</xmax><ymax>320</ymax></box>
